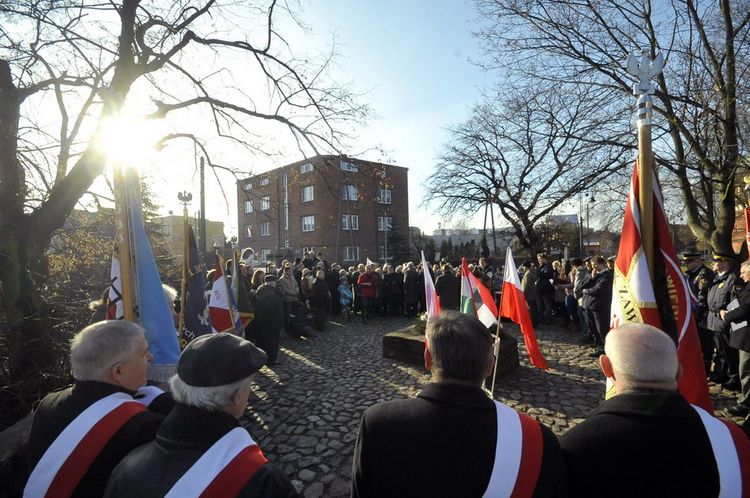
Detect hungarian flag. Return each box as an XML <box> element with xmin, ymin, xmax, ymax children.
<box><xmin>610</xmin><ymin>163</ymin><xmax>712</xmax><ymax>411</ymax></box>
<box><xmin>501</xmin><ymin>247</ymin><xmax>548</xmax><ymax>370</ymax></box>
<box><xmin>178</xmin><ymin>223</ymin><xmax>211</xmax><ymax>348</ymax></box>
<box><xmin>209</xmin><ymin>255</ymin><xmax>243</xmax><ymax>334</ymax></box>
<box><xmin>421</xmin><ymin>251</ymin><xmax>440</xmax><ymax>324</ymax></box>
<box><xmin>460</xmin><ymin>257</ymin><xmax>497</xmax><ymax>329</ymax></box>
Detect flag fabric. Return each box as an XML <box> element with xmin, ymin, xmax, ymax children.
<box><xmin>460</xmin><ymin>257</ymin><xmax>498</xmax><ymax>329</ymax></box>
<box><xmin>106</xmin><ymin>244</ymin><xmax>124</xmax><ymax>320</ymax></box>
<box><xmin>178</xmin><ymin>223</ymin><xmax>212</xmax><ymax>348</ymax></box>
<box><xmin>745</xmin><ymin>207</ymin><xmax>750</xmax><ymax>248</ymax></box>
<box><xmin>209</xmin><ymin>255</ymin><xmax>243</xmax><ymax>334</ymax></box>
<box><xmin>233</xmin><ymin>249</ymin><xmax>255</xmax><ymax>329</ymax></box>
<box><xmin>120</xmin><ymin>168</ymin><xmax>181</xmax><ymax>382</ymax></box>
<box><xmin>501</xmin><ymin>248</ymin><xmax>549</xmax><ymax>370</ymax></box>
<box><xmin>610</xmin><ymin>163</ymin><xmax>712</xmax><ymax>411</ymax></box>
<box><xmin>421</xmin><ymin>251</ymin><xmax>441</xmax><ymax>324</ymax></box>
<box><xmin>366</xmin><ymin>258</ymin><xmax>376</xmax><ymax>266</ymax></box>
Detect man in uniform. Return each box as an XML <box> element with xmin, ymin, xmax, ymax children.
<box><xmin>682</xmin><ymin>252</ymin><xmax>716</xmax><ymax>374</ymax></box>
<box><xmin>351</xmin><ymin>311</ymin><xmax>567</xmax><ymax>497</ymax></box>
<box><xmin>561</xmin><ymin>323</ymin><xmax>749</xmax><ymax>497</ymax></box>
<box><xmin>105</xmin><ymin>333</ymin><xmax>296</xmax><ymax>497</ymax></box>
<box><xmin>25</xmin><ymin>321</ymin><xmax>173</xmax><ymax>497</ymax></box>
<box><xmin>706</xmin><ymin>252</ymin><xmax>740</xmax><ymax>390</ymax></box>
<box><xmin>581</xmin><ymin>256</ymin><xmax>613</xmax><ymax>356</ymax></box>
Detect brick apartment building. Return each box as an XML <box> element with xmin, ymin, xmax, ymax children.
<box><xmin>237</xmin><ymin>155</ymin><xmax>409</xmax><ymax>265</ymax></box>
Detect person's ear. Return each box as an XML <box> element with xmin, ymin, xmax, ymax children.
<box><xmin>599</xmin><ymin>354</ymin><xmax>615</xmax><ymax>380</ymax></box>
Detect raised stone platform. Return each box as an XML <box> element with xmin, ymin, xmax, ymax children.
<box><xmin>382</xmin><ymin>325</ymin><xmax>520</xmax><ymax>378</ymax></box>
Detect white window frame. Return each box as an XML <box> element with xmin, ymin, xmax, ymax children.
<box><xmin>301</xmin><ymin>185</ymin><xmax>314</xmax><ymax>203</ymax></box>
<box><xmin>343</xmin><ymin>245</ymin><xmax>360</xmax><ymax>262</ymax></box>
<box><xmin>260</xmin><ymin>222</ymin><xmax>270</xmax><ymax>237</ymax></box>
<box><xmin>341</xmin><ymin>214</ymin><xmax>359</xmax><ymax>231</ymax></box>
<box><xmin>260</xmin><ymin>196</ymin><xmax>270</xmax><ymax>210</ymax></box>
<box><xmin>378</xmin><ymin>187</ymin><xmax>392</xmax><ymax>204</ymax></box>
<box><xmin>302</xmin><ymin>215</ymin><xmax>315</xmax><ymax>232</ymax></box>
<box><xmin>342</xmin><ymin>184</ymin><xmax>358</xmax><ymax>201</ymax></box>
<box><xmin>340</xmin><ymin>160</ymin><xmax>358</xmax><ymax>172</ymax></box>
<box><xmin>244</xmin><ymin>200</ymin><xmax>253</xmax><ymax>213</ymax></box>
<box><xmin>303</xmin><ymin>246</ymin><xmax>315</xmax><ymax>255</ymax></box>
<box><xmin>379</xmin><ymin>245</ymin><xmax>393</xmax><ymax>261</ymax></box>
<box><xmin>377</xmin><ymin>216</ymin><xmax>392</xmax><ymax>231</ymax></box>
<box><xmin>244</xmin><ymin>224</ymin><xmax>252</xmax><ymax>238</ymax></box>
<box><xmin>261</xmin><ymin>249</ymin><xmax>272</xmax><ymax>262</ymax></box>
<box><xmin>260</xmin><ymin>177</ymin><xmax>270</xmax><ymax>186</ymax></box>
<box><xmin>243</xmin><ymin>181</ymin><xmax>252</xmax><ymax>191</ymax></box>
<box><xmin>300</xmin><ymin>162</ymin><xmax>314</xmax><ymax>174</ymax></box>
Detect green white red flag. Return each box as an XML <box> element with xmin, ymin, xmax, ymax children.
<box><xmin>500</xmin><ymin>247</ymin><xmax>548</xmax><ymax>370</ymax></box>
<box><xmin>460</xmin><ymin>257</ymin><xmax>498</xmax><ymax>329</ymax></box>
<box><xmin>610</xmin><ymin>163</ymin><xmax>712</xmax><ymax>411</ymax></box>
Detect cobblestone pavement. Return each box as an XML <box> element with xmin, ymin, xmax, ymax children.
<box><xmin>242</xmin><ymin>316</ymin><xmax>745</xmax><ymax>498</ymax></box>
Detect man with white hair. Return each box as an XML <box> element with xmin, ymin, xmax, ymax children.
<box><xmin>104</xmin><ymin>333</ymin><xmax>296</xmax><ymax>497</ymax></box>
<box><xmin>25</xmin><ymin>321</ymin><xmax>173</xmax><ymax>497</ymax></box>
<box><xmin>561</xmin><ymin>323</ymin><xmax>750</xmax><ymax>497</ymax></box>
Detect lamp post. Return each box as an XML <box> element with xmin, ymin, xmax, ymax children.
<box><xmin>586</xmin><ymin>194</ymin><xmax>596</xmax><ymax>256</ymax></box>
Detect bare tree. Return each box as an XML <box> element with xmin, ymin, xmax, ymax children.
<box><xmin>474</xmin><ymin>0</ymin><xmax>750</xmax><ymax>253</ymax></box>
<box><xmin>0</xmin><ymin>1</ymin><xmax>364</xmax><ymax>403</ymax></box>
<box><xmin>424</xmin><ymin>87</ymin><xmax>630</xmax><ymax>253</ymax></box>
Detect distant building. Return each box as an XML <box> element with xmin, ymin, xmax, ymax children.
<box><xmin>429</xmin><ymin>228</ymin><xmax>516</xmax><ymax>258</ymax></box>
<box><xmin>151</xmin><ymin>215</ymin><xmax>225</xmax><ymax>264</ymax></box>
<box><xmin>237</xmin><ymin>155</ymin><xmax>409</xmax><ymax>264</ymax></box>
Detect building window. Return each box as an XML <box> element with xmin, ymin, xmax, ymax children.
<box><xmin>378</xmin><ymin>169</ymin><xmax>387</xmax><ymax>178</ymax></box>
<box><xmin>303</xmin><ymin>246</ymin><xmax>315</xmax><ymax>255</ymax></box>
<box><xmin>260</xmin><ymin>222</ymin><xmax>270</xmax><ymax>237</ymax></box>
<box><xmin>379</xmin><ymin>245</ymin><xmax>393</xmax><ymax>261</ymax></box>
<box><xmin>378</xmin><ymin>187</ymin><xmax>392</xmax><ymax>204</ymax></box>
<box><xmin>342</xmin><ymin>184</ymin><xmax>358</xmax><ymax>201</ymax></box>
<box><xmin>340</xmin><ymin>160</ymin><xmax>358</xmax><ymax>172</ymax></box>
<box><xmin>341</xmin><ymin>214</ymin><xmax>359</xmax><ymax>231</ymax></box>
<box><xmin>261</xmin><ymin>249</ymin><xmax>272</xmax><ymax>261</ymax></box>
<box><xmin>343</xmin><ymin>245</ymin><xmax>360</xmax><ymax>262</ymax></box>
<box><xmin>260</xmin><ymin>177</ymin><xmax>270</xmax><ymax>186</ymax></box>
<box><xmin>243</xmin><ymin>181</ymin><xmax>252</xmax><ymax>191</ymax></box>
<box><xmin>244</xmin><ymin>224</ymin><xmax>253</xmax><ymax>238</ymax></box>
<box><xmin>301</xmin><ymin>185</ymin><xmax>314</xmax><ymax>203</ymax></box>
<box><xmin>260</xmin><ymin>196</ymin><xmax>270</xmax><ymax>210</ymax></box>
<box><xmin>302</xmin><ymin>215</ymin><xmax>315</xmax><ymax>232</ymax></box>
<box><xmin>300</xmin><ymin>162</ymin><xmax>314</xmax><ymax>174</ymax></box>
<box><xmin>377</xmin><ymin>216</ymin><xmax>392</xmax><ymax>231</ymax></box>
<box><xmin>244</xmin><ymin>200</ymin><xmax>253</xmax><ymax>213</ymax></box>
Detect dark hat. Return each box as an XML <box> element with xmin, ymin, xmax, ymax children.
<box><xmin>606</xmin><ymin>255</ymin><xmax>616</xmax><ymax>262</ymax></box>
<box><xmin>264</xmin><ymin>274</ymin><xmax>277</xmax><ymax>283</ymax></box>
<box><xmin>178</xmin><ymin>334</ymin><xmax>267</xmax><ymax>387</ymax></box>
<box><xmin>521</xmin><ymin>260</ymin><xmax>532</xmax><ymax>268</ymax></box>
<box><xmin>583</xmin><ymin>257</ymin><xmax>592</xmax><ymax>263</ymax></box>
<box><xmin>712</xmin><ymin>252</ymin><xmax>735</xmax><ymax>262</ymax></box>
<box><xmin>681</xmin><ymin>252</ymin><xmax>703</xmax><ymax>261</ymax></box>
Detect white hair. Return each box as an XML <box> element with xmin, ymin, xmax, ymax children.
<box><xmin>170</xmin><ymin>374</ymin><xmax>254</xmax><ymax>411</ymax></box>
<box><xmin>605</xmin><ymin>323</ymin><xmax>678</xmax><ymax>384</ymax></box>
<box><xmin>70</xmin><ymin>321</ymin><xmax>145</xmax><ymax>381</ymax></box>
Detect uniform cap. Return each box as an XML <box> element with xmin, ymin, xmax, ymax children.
<box><xmin>681</xmin><ymin>252</ymin><xmax>703</xmax><ymax>261</ymax></box>
<box><xmin>712</xmin><ymin>252</ymin><xmax>735</xmax><ymax>262</ymax></box>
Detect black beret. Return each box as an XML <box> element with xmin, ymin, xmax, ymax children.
<box><xmin>681</xmin><ymin>252</ymin><xmax>702</xmax><ymax>261</ymax></box>
<box><xmin>178</xmin><ymin>334</ymin><xmax>267</xmax><ymax>387</ymax></box>
<box><xmin>712</xmin><ymin>252</ymin><xmax>735</xmax><ymax>262</ymax></box>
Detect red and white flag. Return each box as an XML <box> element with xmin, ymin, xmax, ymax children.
<box><xmin>500</xmin><ymin>248</ymin><xmax>548</xmax><ymax>370</ymax></box>
<box><xmin>460</xmin><ymin>257</ymin><xmax>498</xmax><ymax>329</ymax></box>
<box><xmin>610</xmin><ymin>162</ymin><xmax>712</xmax><ymax>411</ymax></box>
<box><xmin>208</xmin><ymin>256</ymin><xmax>241</xmax><ymax>334</ymax></box>
<box><xmin>421</xmin><ymin>251</ymin><xmax>441</xmax><ymax>324</ymax></box>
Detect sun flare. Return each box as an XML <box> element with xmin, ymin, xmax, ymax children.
<box><xmin>95</xmin><ymin>115</ymin><xmax>163</xmax><ymax>169</ymax></box>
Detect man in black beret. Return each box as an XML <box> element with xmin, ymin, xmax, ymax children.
<box><xmin>105</xmin><ymin>334</ymin><xmax>297</xmax><ymax>497</ymax></box>
<box><xmin>681</xmin><ymin>252</ymin><xmax>715</xmax><ymax>374</ymax></box>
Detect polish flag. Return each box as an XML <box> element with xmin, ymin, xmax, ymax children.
<box><xmin>501</xmin><ymin>247</ymin><xmax>548</xmax><ymax>370</ymax></box>
<box><xmin>209</xmin><ymin>257</ymin><xmax>241</xmax><ymax>334</ymax></box>
<box><xmin>421</xmin><ymin>251</ymin><xmax>441</xmax><ymax>324</ymax></box>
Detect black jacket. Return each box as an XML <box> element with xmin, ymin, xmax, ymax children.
<box><xmin>723</xmin><ymin>281</ymin><xmax>750</xmax><ymax>352</ymax></box>
<box><xmin>561</xmin><ymin>389</ymin><xmax>748</xmax><ymax>498</ymax></box>
<box><xmin>434</xmin><ymin>271</ymin><xmax>460</xmax><ymax>310</ymax></box>
<box><xmin>26</xmin><ymin>381</ymin><xmax>174</xmax><ymax>498</ymax></box>
<box><xmin>352</xmin><ymin>383</ymin><xmax>567</xmax><ymax>498</ymax></box>
<box><xmin>104</xmin><ymin>404</ymin><xmax>297</xmax><ymax>498</ymax></box>
<box><xmin>707</xmin><ymin>271</ymin><xmax>737</xmax><ymax>332</ymax></box>
<box><xmin>580</xmin><ymin>268</ymin><xmax>613</xmax><ymax>311</ymax></box>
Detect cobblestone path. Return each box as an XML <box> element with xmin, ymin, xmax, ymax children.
<box><xmin>242</xmin><ymin>316</ymin><xmax>743</xmax><ymax>498</ymax></box>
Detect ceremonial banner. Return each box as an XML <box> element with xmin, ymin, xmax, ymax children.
<box><xmin>178</xmin><ymin>224</ymin><xmax>211</xmax><ymax>348</ymax></box>
<box><xmin>106</xmin><ymin>244</ymin><xmax>124</xmax><ymax>320</ymax></box>
<box><xmin>209</xmin><ymin>255</ymin><xmax>243</xmax><ymax>334</ymax></box>
<box><xmin>421</xmin><ymin>251</ymin><xmax>441</xmax><ymax>324</ymax></box>
<box><xmin>745</xmin><ymin>206</ymin><xmax>750</xmax><ymax>248</ymax></box>
<box><xmin>233</xmin><ymin>249</ymin><xmax>254</xmax><ymax>329</ymax></box>
<box><xmin>460</xmin><ymin>257</ymin><xmax>498</xmax><ymax>329</ymax></box>
<box><xmin>501</xmin><ymin>247</ymin><xmax>548</xmax><ymax>370</ymax></box>
<box><xmin>610</xmin><ymin>163</ymin><xmax>712</xmax><ymax>411</ymax></box>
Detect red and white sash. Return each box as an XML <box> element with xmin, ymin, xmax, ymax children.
<box><xmin>24</xmin><ymin>392</ymin><xmax>147</xmax><ymax>498</ymax></box>
<box><xmin>692</xmin><ymin>405</ymin><xmax>750</xmax><ymax>498</ymax></box>
<box><xmin>164</xmin><ymin>427</ymin><xmax>268</xmax><ymax>498</ymax></box>
<box><xmin>483</xmin><ymin>401</ymin><xmax>544</xmax><ymax>498</ymax></box>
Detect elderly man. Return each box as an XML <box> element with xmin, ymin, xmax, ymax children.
<box><xmin>721</xmin><ymin>259</ymin><xmax>750</xmax><ymax>417</ymax></box>
<box><xmin>105</xmin><ymin>333</ymin><xmax>296</xmax><ymax>497</ymax></box>
<box><xmin>352</xmin><ymin>311</ymin><xmax>567</xmax><ymax>498</ymax></box>
<box><xmin>561</xmin><ymin>323</ymin><xmax>750</xmax><ymax>497</ymax></box>
<box><xmin>25</xmin><ymin>321</ymin><xmax>173</xmax><ymax>497</ymax></box>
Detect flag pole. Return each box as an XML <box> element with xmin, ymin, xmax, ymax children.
<box><xmin>114</xmin><ymin>164</ymin><xmax>134</xmax><ymax>321</ymax></box>
<box><xmin>178</xmin><ymin>204</ymin><xmax>189</xmax><ymax>347</ymax></box>
<box><xmin>490</xmin><ymin>318</ymin><xmax>503</xmax><ymax>395</ymax></box>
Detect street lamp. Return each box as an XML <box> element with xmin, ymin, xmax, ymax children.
<box><xmin>586</xmin><ymin>194</ymin><xmax>596</xmax><ymax>256</ymax></box>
